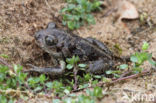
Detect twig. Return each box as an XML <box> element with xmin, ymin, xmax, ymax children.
<box><xmin>101</xmin><ymin>8</ymin><xmax>117</xmax><ymax>18</ymax></box>
<box><xmin>72</xmin><ymin>70</ymin><xmax>151</xmax><ymax>92</ymax></box>
<box><xmin>0</xmin><ymin>89</ymin><xmax>52</xmax><ymax>98</ymax></box>
<box><xmin>105</xmin><ymin>70</ymin><xmax>151</xmax><ymax>85</ymax></box>
<box><xmin>0</xmin><ymin>89</ymin><xmax>32</xmax><ymax>97</ymax></box>
<box><xmin>73</xmin><ymin>66</ymin><xmax>78</xmax><ymax>90</ymax></box>
<box><xmin>119</xmin><ymin>71</ymin><xmax>131</xmax><ymax>78</ymax></box>
<box><xmin>152</xmin><ymin>57</ymin><xmax>156</xmax><ymax>61</ymax></box>
<box><xmin>44</xmin><ymin>0</ymin><xmax>62</xmax><ymax>23</ymax></box>
<box><xmin>0</xmin><ymin>57</ymin><xmax>12</xmax><ymax>68</ymax></box>
<box><xmin>44</xmin><ymin>0</ymin><xmax>51</xmax><ymax>9</ymax></box>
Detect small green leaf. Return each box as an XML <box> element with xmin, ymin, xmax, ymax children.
<box><xmin>61</xmin><ymin>8</ymin><xmax>68</xmax><ymax>13</ymax></box>
<box><xmin>130</xmin><ymin>56</ymin><xmax>138</xmax><ymax>62</ymax></box>
<box><xmin>69</xmin><ymin>93</ymin><xmax>76</xmax><ymax>97</ymax></box>
<box><xmin>114</xmin><ymin>74</ymin><xmax>120</xmax><ymax>78</ymax></box>
<box><xmin>62</xmin><ymin>21</ymin><xmax>67</xmax><ymax>25</ymax></box>
<box><xmin>92</xmin><ymin>1</ymin><xmax>101</xmax><ymax>10</ymax></box>
<box><xmin>75</xmin><ymin>22</ymin><xmax>81</xmax><ymax>29</ymax></box>
<box><xmin>79</xmin><ymin>84</ymin><xmax>89</xmax><ymax>89</ymax></box>
<box><xmin>78</xmin><ymin>64</ymin><xmax>87</xmax><ymax>68</ymax></box>
<box><xmin>68</xmin><ymin>4</ymin><xmax>76</xmax><ymax>10</ymax></box>
<box><xmin>93</xmin><ymin>75</ymin><xmax>101</xmax><ymax>79</ymax></box>
<box><xmin>0</xmin><ymin>94</ymin><xmax>7</xmax><ymax>103</ymax></box>
<box><xmin>66</xmin><ymin>58</ymin><xmax>72</xmax><ymax>64</ymax></box>
<box><xmin>119</xmin><ymin>64</ymin><xmax>128</xmax><ymax>69</ymax></box>
<box><xmin>52</xmin><ymin>99</ymin><xmax>61</xmax><ymax>103</ymax></box>
<box><xmin>112</xmin><ymin>70</ymin><xmax>122</xmax><ymax>74</ymax></box>
<box><xmin>0</xmin><ymin>54</ymin><xmax>9</xmax><ymax>59</ymax></box>
<box><xmin>64</xmin><ymin>98</ymin><xmax>73</xmax><ymax>103</ymax></box>
<box><xmin>132</xmin><ymin>67</ymin><xmax>142</xmax><ymax>73</ymax></box>
<box><xmin>91</xmin><ymin>80</ymin><xmax>98</xmax><ymax>86</ymax></box>
<box><xmin>63</xmin><ymin>14</ymin><xmax>73</xmax><ymax>20</ymax></box>
<box><xmin>86</xmin><ymin>14</ymin><xmax>95</xmax><ymax>24</ymax></box>
<box><xmin>148</xmin><ymin>59</ymin><xmax>156</xmax><ymax>66</ymax></box>
<box><xmin>76</xmin><ymin>0</ymin><xmax>82</xmax><ymax>4</ymax></box>
<box><xmin>34</xmin><ymin>86</ymin><xmax>42</xmax><ymax>92</ymax></box>
<box><xmin>67</xmin><ymin>21</ymin><xmax>75</xmax><ymax>30</ymax></box>
<box><xmin>80</xmin><ymin>68</ymin><xmax>85</xmax><ymax>71</ymax></box>
<box><xmin>140</xmin><ymin>12</ymin><xmax>148</xmax><ymax>23</ymax></box>
<box><xmin>74</xmin><ymin>56</ymin><xmax>80</xmax><ymax>63</ymax></box>
<box><xmin>147</xmin><ymin>53</ymin><xmax>152</xmax><ymax>60</ymax></box>
<box><xmin>142</xmin><ymin>42</ymin><xmax>149</xmax><ymax>51</ymax></box>
<box><xmin>0</xmin><ymin>65</ymin><xmax>8</xmax><ymax>73</ymax></box>
<box><xmin>106</xmin><ymin>70</ymin><xmax>113</xmax><ymax>74</ymax></box>
<box><xmin>93</xmin><ymin>86</ymin><xmax>103</xmax><ymax>98</ymax></box>
<box><xmin>64</xmin><ymin>89</ymin><xmax>70</xmax><ymax>95</ymax></box>
<box><xmin>66</xmin><ymin>64</ymin><xmax>73</xmax><ymax>70</ymax></box>
<box><xmin>45</xmin><ymin>82</ymin><xmax>53</xmax><ymax>89</ymax></box>
<box><xmin>114</xmin><ymin>44</ymin><xmax>122</xmax><ymax>55</ymax></box>
<box><xmin>84</xmin><ymin>73</ymin><xmax>91</xmax><ymax>81</ymax></box>
<box><xmin>13</xmin><ymin>65</ymin><xmax>18</xmax><ymax>73</ymax></box>
<box><xmin>39</xmin><ymin>74</ymin><xmax>46</xmax><ymax>84</ymax></box>
<box><xmin>102</xmin><ymin>77</ymin><xmax>111</xmax><ymax>83</ymax></box>
<box><xmin>8</xmin><ymin>99</ymin><xmax>14</xmax><ymax>103</ymax></box>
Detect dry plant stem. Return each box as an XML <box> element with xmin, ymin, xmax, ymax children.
<box><xmin>106</xmin><ymin>70</ymin><xmax>151</xmax><ymax>85</ymax></box>
<box><xmin>152</xmin><ymin>57</ymin><xmax>156</xmax><ymax>61</ymax></box>
<box><xmin>0</xmin><ymin>89</ymin><xmax>52</xmax><ymax>99</ymax></box>
<box><xmin>24</xmin><ymin>84</ymin><xmax>32</xmax><ymax>92</ymax></box>
<box><xmin>0</xmin><ymin>89</ymin><xmax>31</xmax><ymax>97</ymax></box>
<box><xmin>72</xmin><ymin>70</ymin><xmax>151</xmax><ymax>92</ymax></box>
<box><xmin>101</xmin><ymin>8</ymin><xmax>117</xmax><ymax>17</ymax></box>
<box><xmin>44</xmin><ymin>0</ymin><xmax>51</xmax><ymax>9</ymax></box>
<box><xmin>118</xmin><ymin>71</ymin><xmax>131</xmax><ymax>78</ymax></box>
<box><xmin>73</xmin><ymin>66</ymin><xmax>78</xmax><ymax>90</ymax></box>
<box><xmin>0</xmin><ymin>57</ymin><xmax>12</xmax><ymax>68</ymax></box>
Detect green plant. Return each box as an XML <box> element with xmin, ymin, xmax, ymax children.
<box><xmin>66</xmin><ymin>55</ymin><xmax>80</xmax><ymax>69</ymax></box>
<box><xmin>52</xmin><ymin>99</ymin><xmax>61</xmax><ymax>103</ymax></box>
<box><xmin>0</xmin><ymin>54</ymin><xmax>9</xmax><ymax>59</ymax></box>
<box><xmin>0</xmin><ymin>65</ymin><xmax>27</xmax><ymax>102</ymax></box>
<box><xmin>61</xmin><ymin>0</ymin><xmax>102</xmax><ymax>30</ymax></box>
<box><xmin>0</xmin><ymin>63</ymin><xmax>73</xmax><ymax>100</ymax></box>
<box><xmin>121</xmin><ymin>42</ymin><xmax>155</xmax><ymax>73</ymax></box>
<box><xmin>106</xmin><ymin>63</ymin><xmax>128</xmax><ymax>78</ymax></box>
<box><xmin>0</xmin><ymin>94</ymin><xmax>14</xmax><ymax>103</ymax></box>
<box><xmin>0</xmin><ymin>65</ymin><xmax>27</xmax><ymax>90</ymax></box>
<box><xmin>66</xmin><ymin>55</ymin><xmax>87</xmax><ymax>70</ymax></box>
<box><xmin>106</xmin><ymin>42</ymin><xmax>156</xmax><ymax>78</ymax></box>
<box><xmin>66</xmin><ymin>55</ymin><xmax>90</xmax><ymax>90</ymax></box>
<box><xmin>0</xmin><ymin>58</ymin><xmax>90</xmax><ymax>102</ymax></box>
<box><xmin>140</xmin><ymin>12</ymin><xmax>148</xmax><ymax>24</ymax></box>
<box><xmin>52</xmin><ymin>80</ymin><xmax>64</xmax><ymax>95</ymax></box>
<box><xmin>130</xmin><ymin>42</ymin><xmax>155</xmax><ymax>73</ymax></box>
<box><xmin>62</xmin><ymin>86</ymin><xmax>103</xmax><ymax>103</ymax></box>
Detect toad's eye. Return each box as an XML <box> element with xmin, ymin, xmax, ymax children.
<box><xmin>45</xmin><ymin>35</ymin><xmax>57</xmax><ymax>46</ymax></box>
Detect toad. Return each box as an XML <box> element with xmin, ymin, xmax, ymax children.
<box><xmin>27</xmin><ymin>22</ymin><xmax>115</xmax><ymax>76</ymax></box>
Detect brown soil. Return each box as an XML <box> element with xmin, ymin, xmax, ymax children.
<box><xmin>0</xmin><ymin>0</ymin><xmax>156</xmax><ymax>103</ymax></box>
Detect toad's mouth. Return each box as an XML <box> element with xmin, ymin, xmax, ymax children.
<box><xmin>35</xmin><ymin>39</ymin><xmax>44</xmax><ymax>48</ymax></box>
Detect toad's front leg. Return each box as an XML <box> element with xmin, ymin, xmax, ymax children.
<box><xmin>24</xmin><ymin>60</ymin><xmax>66</xmax><ymax>76</ymax></box>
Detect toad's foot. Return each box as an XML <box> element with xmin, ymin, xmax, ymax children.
<box><xmin>87</xmin><ymin>59</ymin><xmax>114</xmax><ymax>74</ymax></box>
<box><xmin>24</xmin><ymin>60</ymin><xmax>66</xmax><ymax>76</ymax></box>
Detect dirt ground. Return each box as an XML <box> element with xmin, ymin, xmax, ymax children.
<box><xmin>0</xmin><ymin>0</ymin><xmax>156</xmax><ymax>103</ymax></box>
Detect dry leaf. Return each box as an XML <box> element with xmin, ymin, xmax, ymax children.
<box><xmin>113</xmin><ymin>0</ymin><xmax>139</xmax><ymax>20</ymax></box>
<box><xmin>112</xmin><ymin>0</ymin><xmax>139</xmax><ymax>34</ymax></box>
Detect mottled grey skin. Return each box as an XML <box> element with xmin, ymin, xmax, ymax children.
<box><xmin>27</xmin><ymin>22</ymin><xmax>114</xmax><ymax>76</ymax></box>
